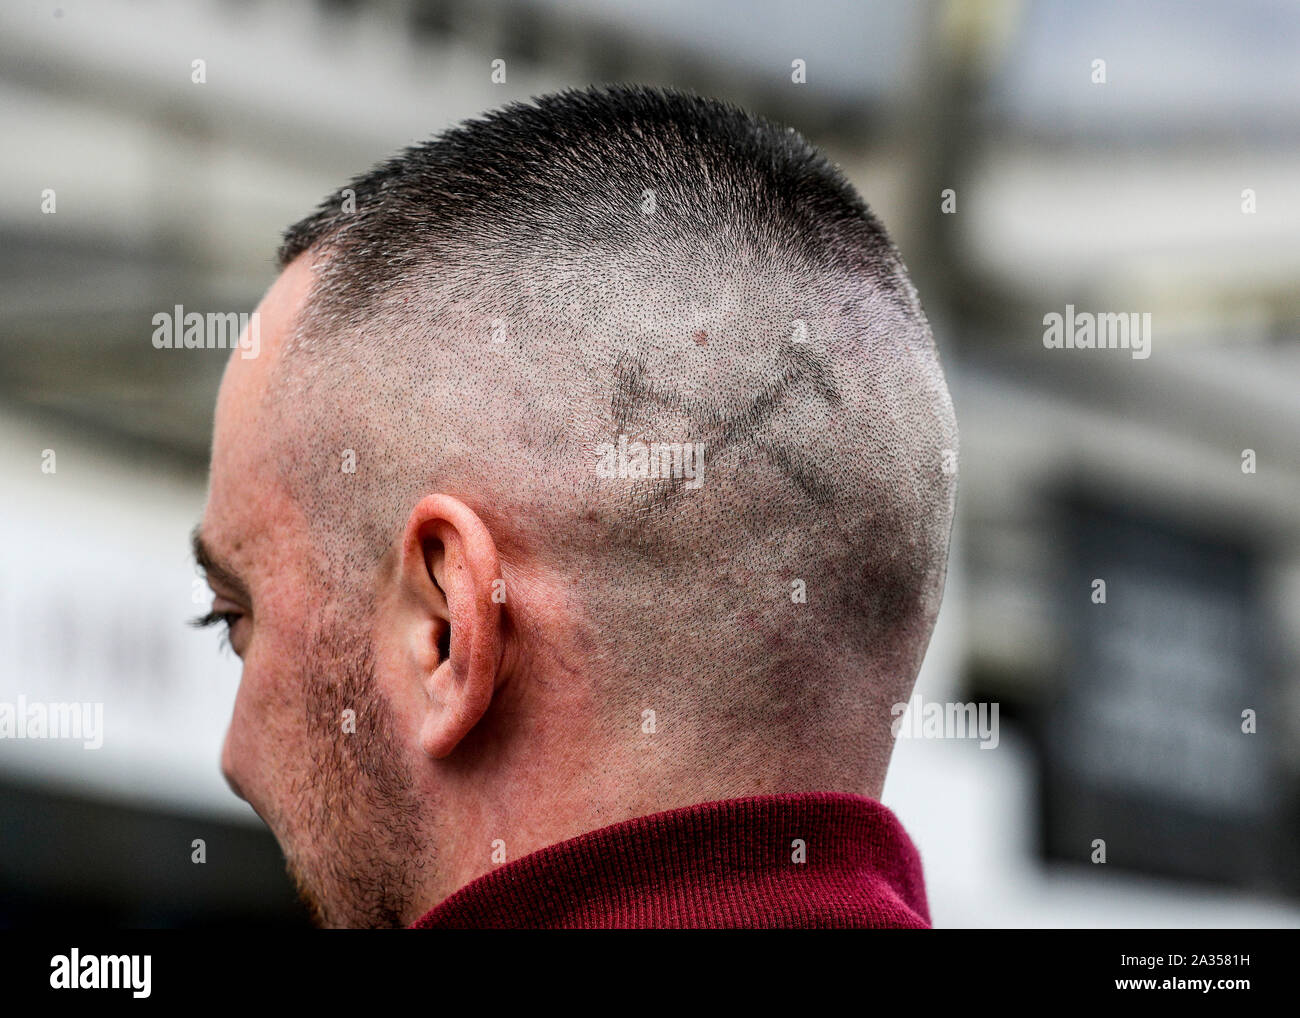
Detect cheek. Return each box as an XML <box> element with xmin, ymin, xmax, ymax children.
<box><xmin>224</xmin><ymin>640</ymin><xmax>308</xmax><ymax>798</ymax></box>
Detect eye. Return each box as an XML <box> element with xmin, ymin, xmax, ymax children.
<box><xmin>190</xmin><ymin>608</ymin><xmax>245</xmax><ymax>653</ymax></box>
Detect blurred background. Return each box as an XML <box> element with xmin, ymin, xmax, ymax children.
<box><xmin>1</xmin><ymin>0</ymin><xmax>1297</xmax><ymax>927</ymax></box>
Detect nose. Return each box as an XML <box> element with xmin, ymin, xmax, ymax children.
<box><xmin>220</xmin><ymin>731</ymin><xmax>246</xmax><ymax>801</ymax></box>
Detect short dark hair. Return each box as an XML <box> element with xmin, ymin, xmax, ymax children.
<box><xmin>279</xmin><ymin>84</ymin><xmax>907</xmax><ymax>294</ymax></box>
<box><xmin>268</xmin><ymin>84</ymin><xmax>958</xmax><ymax>785</ymax></box>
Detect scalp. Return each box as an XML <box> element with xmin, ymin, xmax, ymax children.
<box><xmin>264</xmin><ymin>85</ymin><xmax>957</xmax><ymax>780</ymax></box>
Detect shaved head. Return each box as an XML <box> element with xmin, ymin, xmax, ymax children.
<box><xmin>204</xmin><ymin>84</ymin><xmax>956</xmax><ymax>926</ymax></box>
<box><xmin>272</xmin><ymin>85</ymin><xmax>954</xmax><ymax>755</ymax></box>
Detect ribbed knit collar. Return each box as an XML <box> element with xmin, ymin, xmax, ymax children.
<box><xmin>409</xmin><ymin>791</ymin><xmax>930</xmax><ymax>929</ymax></box>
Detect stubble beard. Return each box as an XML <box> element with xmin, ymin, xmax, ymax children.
<box><xmin>278</xmin><ymin>613</ymin><xmax>433</xmax><ymax>928</ymax></box>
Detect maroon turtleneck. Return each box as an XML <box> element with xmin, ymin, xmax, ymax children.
<box><xmin>409</xmin><ymin>791</ymin><xmax>930</xmax><ymax>929</ymax></box>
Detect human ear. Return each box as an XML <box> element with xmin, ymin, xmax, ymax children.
<box><xmin>396</xmin><ymin>493</ymin><xmax>504</xmax><ymax>759</ymax></box>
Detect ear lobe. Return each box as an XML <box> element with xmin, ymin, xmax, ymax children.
<box><xmin>403</xmin><ymin>494</ymin><xmax>504</xmax><ymax>760</ymax></box>
<box><xmin>420</xmin><ymin>658</ymin><xmax>494</xmax><ymax>759</ymax></box>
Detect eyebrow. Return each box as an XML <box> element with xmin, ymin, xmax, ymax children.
<box><xmin>191</xmin><ymin>526</ymin><xmax>252</xmax><ymax>603</ymax></box>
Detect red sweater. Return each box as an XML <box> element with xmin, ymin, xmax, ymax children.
<box><xmin>409</xmin><ymin>791</ymin><xmax>930</xmax><ymax>929</ymax></box>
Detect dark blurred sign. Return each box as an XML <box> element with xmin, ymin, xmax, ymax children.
<box><xmin>1041</xmin><ymin>499</ymin><xmax>1290</xmax><ymax>894</ymax></box>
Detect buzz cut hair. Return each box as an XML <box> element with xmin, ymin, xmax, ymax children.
<box><xmin>267</xmin><ymin>84</ymin><xmax>958</xmax><ymax>783</ymax></box>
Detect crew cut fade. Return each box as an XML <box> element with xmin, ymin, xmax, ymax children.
<box><xmin>266</xmin><ymin>84</ymin><xmax>958</xmax><ymax>781</ymax></box>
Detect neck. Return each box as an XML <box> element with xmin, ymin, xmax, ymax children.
<box><xmin>405</xmin><ymin>712</ymin><xmax>888</xmax><ymax>922</ymax></box>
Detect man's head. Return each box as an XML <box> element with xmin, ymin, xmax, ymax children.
<box><xmin>197</xmin><ymin>85</ymin><xmax>957</xmax><ymax>928</ymax></box>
